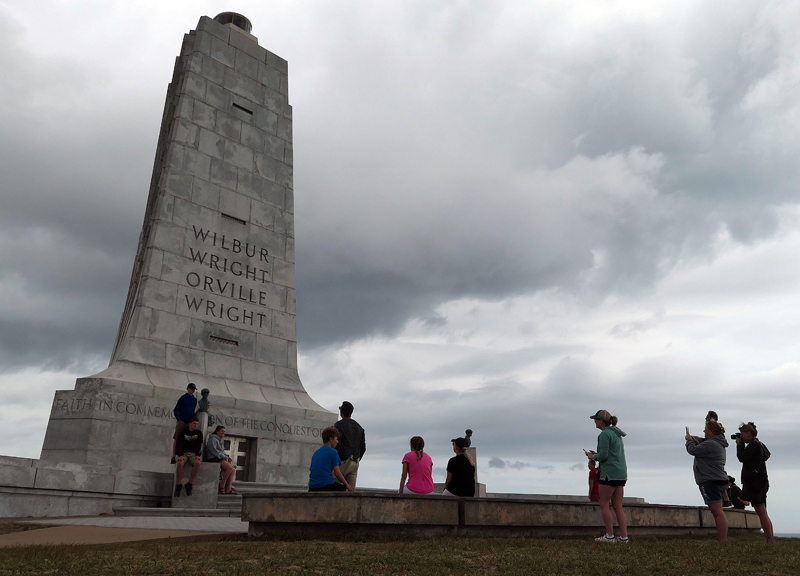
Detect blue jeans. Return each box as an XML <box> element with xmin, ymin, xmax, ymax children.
<box><xmin>699</xmin><ymin>481</ymin><xmax>726</xmax><ymax>504</ymax></box>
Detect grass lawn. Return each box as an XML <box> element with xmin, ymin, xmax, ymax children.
<box><xmin>0</xmin><ymin>531</ymin><xmax>797</xmax><ymax>575</ymax></box>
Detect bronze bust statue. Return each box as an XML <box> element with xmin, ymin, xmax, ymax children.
<box><xmin>197</xmin><ymin>388</ymin><xmax>211</xmax><ymax>413</ymax></box>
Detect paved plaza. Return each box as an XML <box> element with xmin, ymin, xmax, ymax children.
<box><xmin>0</xmin><ymin>515</ymin><xmax>247</xmax><ymax>547</ymax></box>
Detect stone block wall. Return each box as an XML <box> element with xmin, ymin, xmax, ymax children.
<box><xmin>111</xmin><ymin>15</ymin><xmax>299</xmax><ymax>387</ymax></box>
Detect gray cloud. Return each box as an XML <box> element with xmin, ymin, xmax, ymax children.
<box><xmin>292</xmin><ymin>1</ymin><xmax>800</xmax><ymax>349</ymax></box>
<box><xmin>489</xmin><ymin>457</ymin><xmax>549</xmax><ymax>471</ymax></box>
<box><xmin>2</xmin><ymin>3</ymin><xmax>797</xmax><ymax>370</ymax></box>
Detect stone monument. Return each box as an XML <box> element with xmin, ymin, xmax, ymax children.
<box><xmin>32</xmin><ymin>13</ymin><xmax>333</xmax><ymax>492</ymax></box>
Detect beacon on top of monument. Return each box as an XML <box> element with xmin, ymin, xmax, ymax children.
<box><xmin>214</xmin><ymin>12</ymin><xmax>253</xmax><ymax>33</ymax></box>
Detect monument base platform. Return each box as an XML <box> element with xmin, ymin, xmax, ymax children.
<box><xmin>242</xmin><ymin>492</ymin><xmax>762</xmax><ymax>539</ymax></box>
<box><xmin>0</xmin><ymin>455</ymin><xmax>171</xmax><ymax>518</ymax></box>
<box><xmin>171</xmin><ymin>463</ymin><xmax>219</xmax><ymax>509</ymax></box>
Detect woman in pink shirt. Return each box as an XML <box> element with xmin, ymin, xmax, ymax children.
<box><xmin>398</xmin><ymin>436</ymin><xmax>434</xmax><ymax>494</ymax></box>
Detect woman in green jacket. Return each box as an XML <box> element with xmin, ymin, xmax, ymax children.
<box><xmin>586</xmin><ymin>409</ymin><xmax>628</xmax><ymax>543</ymax></box>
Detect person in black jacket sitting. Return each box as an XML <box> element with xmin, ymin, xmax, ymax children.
<box><xmin>736</xmin><ymin>422</ymin><xmax>774</xmax><ymax>544</ymax></box>
<box><xmin>724</xmin><ymin>476</ymin><xmax>745</xmax><ymax>509</ymax></box>
<box><xmin>175</xmin><ymin>416</ymin><xmax>203</xmax><ymax>497</ymax></box>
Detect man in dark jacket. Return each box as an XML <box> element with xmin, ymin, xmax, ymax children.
<box><xmin>333</xmin><ymin>401</ymin><xmax>366</xmax><ymax>489</ymax></box>
<box><xmin>171</xmin><ymin>383</ymin><xmax>197</xmax><ymax>463</ymax></box>
<box><xmin>175</xmin><ymin>417</ymin><xmax>203</xmax><ymax>497</ymax></box>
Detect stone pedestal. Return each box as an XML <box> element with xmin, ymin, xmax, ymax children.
<box><xmin>172</xmin><ymin>461</ymin><xmax>219</xmax><ymax>509</ymax></box>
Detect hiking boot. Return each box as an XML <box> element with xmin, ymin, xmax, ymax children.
<box><xmin>174</xmin><ymin>483</ymin><xmax>182</xmax><ymax>497</ymax></box>
<box><xmin>185</xmin><ymin>482</ymin><xmax>193</xmax><ymax>496</ymax></box>
<box><xmin>595</xmin><ymin>535</ymin><xmax>616</xmax><ymax>543</ymax></box>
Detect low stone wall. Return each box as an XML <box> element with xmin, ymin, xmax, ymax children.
<box><xmin>243</xmin><ymin>492</ymin><xmax>762</xmax><ymax>538</ymax></box>
<box><xmin>0</xmin><ymin>456</ymin><xmax>171</xmax><ymax>518</ymax></box>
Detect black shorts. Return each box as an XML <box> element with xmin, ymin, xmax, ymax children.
<box><xmin>744</xmin><ymin>484</ymin><xmax>768</xmax><ymax>507</ymax></box>
<box><xmin>205</xmin><ymin>457</ymin><xmax>222</xmax><ymax>463</ymax></box>
<box><xmin>598</xmin><ymin>478</ymin><xmax>627</xmax><ymax>487</ymax></box>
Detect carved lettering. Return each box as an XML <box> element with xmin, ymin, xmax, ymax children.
<box><xmin>185</xmin><ymin>294</ymin><xmax>203</xmax><ymax>311</ymax></box>
<box><xmin>189</xmin><ymin>247</ymin><xmax>207</xmax><ymax>265</ymax></box>
<box><xmin>186</xmin><ymin>250</ymin><xmax>269</xmax><ymax>285</ymax></box>
<box><xmin>192</xmin><ymin>225</ymin><xmax>211</xmax><ymax>242</ymax></box>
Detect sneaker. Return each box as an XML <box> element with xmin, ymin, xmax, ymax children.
<box><xmin>595</xmin><ymin>535</ymin><xmax>616</xmax><ymax>543</ymax></box>
<box><xmin>185</xmin><ymin>482</ymin><xmax>193</xmax><ymax>496</ymax></box>
<box><xmin>617</xmin><ymin>537</ymin><xmax>630</xmax><ymax>544</ymax></box>
<box><xmin>174</xmin><ymin>484</ymin><xmax>182</xmax><ymax>497</ymax></box>
<box><xmin>170</xmin><ymin>456</ymin><xmax>176</xmax><ymax>464</ymax></box>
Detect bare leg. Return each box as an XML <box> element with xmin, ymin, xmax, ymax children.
<box><xmin>610</xmin><ymin>486</ymin><xmax>628</xmax><ymax>539</ymax></box>
<box><xmin>221</xmin><ymin>461</ymin><xmax>235</xmax><ymax>492</ymax></box>
<box><xmin>754</xmin><ymin>505</ymin><xmax>774</xmax><ymax>544</ymax></box>
<box><xmin>598</xmin><ymin>484</ymin><xmax>616</xmax><ymax>537</ymax></box>
<box><xmin>175</xmin><ymin>458</ymin><xmax>185</xmax><ymax>484</ymax></box>
<box><xmin>189</xmin><ymin>459</ymin><xmax>201</xmax><ymax>483</ymax></box>
<box><xmin>708</xmin><ymin>502</ymin><xmax>728</xmax><ymax>543</ymax></box>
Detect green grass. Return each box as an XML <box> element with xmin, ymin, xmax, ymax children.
<box><xmin>0</xmin><ymin>532</ymin><xmax>798</xmax><ymax>575</ymax></box>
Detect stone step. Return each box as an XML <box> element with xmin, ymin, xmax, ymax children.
<box><xmin>232</xmin><ymin>482</ymin><xmax>307</xmax><ymax>494</ymax></box>
<box><xmin>113</xmin><ymin>506</ymin><xmax>239</xmax><ymax>517</ymax></box>
<box><xmin>217</xmin><ymin>494</ymin><xmax>242</xmax><ymax>510</ymax></box>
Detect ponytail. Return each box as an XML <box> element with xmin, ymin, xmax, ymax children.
<box><xmin>409</xmin><ymin>436</ymin><xmax>425</xmax><ymax>461</ymax></box>
<box><xmin>463</xmin><ymin>450</ymin><xmax>475</xmax><ymax>467</ymax></box>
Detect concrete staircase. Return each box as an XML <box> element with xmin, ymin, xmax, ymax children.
<box><xmin>217</xmin><ymin>493</ymin><xmax>242</xmax><ymax>511</ymax></box>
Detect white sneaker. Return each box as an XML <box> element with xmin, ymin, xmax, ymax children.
<box><xmin>595</xmin><ymin>535</ymin><xmax>616</xmax><ymax>543</ymax></box>
<box><xmin>617</xmin><ymin>537</ymin><xmax>629</xmax><ymax>544</ymax></box>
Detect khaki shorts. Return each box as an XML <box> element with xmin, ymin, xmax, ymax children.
<box><xmin>177</xmin><ymin>452</ymin><xmax>200</xmax><ymax>465</ymax></box>
<box><xmin>173</xmin><ymin>420</ymin><xmax>189</xmax><ymax>440</ymax></box>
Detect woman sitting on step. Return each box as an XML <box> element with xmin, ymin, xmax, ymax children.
<box><xmin>205</xmin><ymin>425</ymin><xmax>237</xmax><ymax>494</ymax></box>
<box><xmin>399</xmin><ymin>436</ymin><xmax>434</xmax><ymax>495</ymax></box>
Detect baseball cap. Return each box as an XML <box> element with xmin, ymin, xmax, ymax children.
<box><xmin>187</xmin><ymin>383</ymin><xmax>197</xmax><ymax>390</ymax></box>
<box><xmin>451</xmin><ymin>437</ymin><xmax>470</xmax><ymax>449</ymax></box>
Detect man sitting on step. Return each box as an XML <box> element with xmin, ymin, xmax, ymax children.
<box><xmin>175</xmin><ymin>416</ymin><xmax>203</xmax><ymax>497</ymax></box>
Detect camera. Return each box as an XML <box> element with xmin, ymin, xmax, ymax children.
<box><xmin>730</xmin><ymin>432</ymin><xmax>741</xmax><ymax>440</ymax></box>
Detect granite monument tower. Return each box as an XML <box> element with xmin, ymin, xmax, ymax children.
<box><xmin>38</xmin><ymin>13</ymin><xmax>333</xmax><ymax>486</ymax></box>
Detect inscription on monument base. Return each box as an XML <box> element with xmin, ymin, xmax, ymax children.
<box><xmin>51</xmin><ymin>397</ymin><xmax>324</xmax><ymax>440</ymax></box>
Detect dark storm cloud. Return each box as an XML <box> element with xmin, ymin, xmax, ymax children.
<box><xmin>2</xmin><ymin>1</ymin><xmax>799</xmax><ymax>372</ymax></box>
<box><xmin>293</xmin><ymin>1</ymin><xmax>800</xmax><ymax>349</ymax></box>
<box><xmin>0</xmin><ymin>8</ymin><xmax>163</xmax><ymax>372</ymax></box>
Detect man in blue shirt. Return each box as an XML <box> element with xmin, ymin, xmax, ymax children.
<box><xmin>308</xmin><ymin>427</ymin><xmax>355</xmax><ymax>492</ymax></box>
<box><xmin>171</xmin><ymin>383</ymin><xmax>197</xmax><ymax>464</ymax></box>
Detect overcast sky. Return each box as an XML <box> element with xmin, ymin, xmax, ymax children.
<box><xmin>2</xmin><ymin>0</ymin><xmax>800</xmax><ymax>532</ymax></box>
